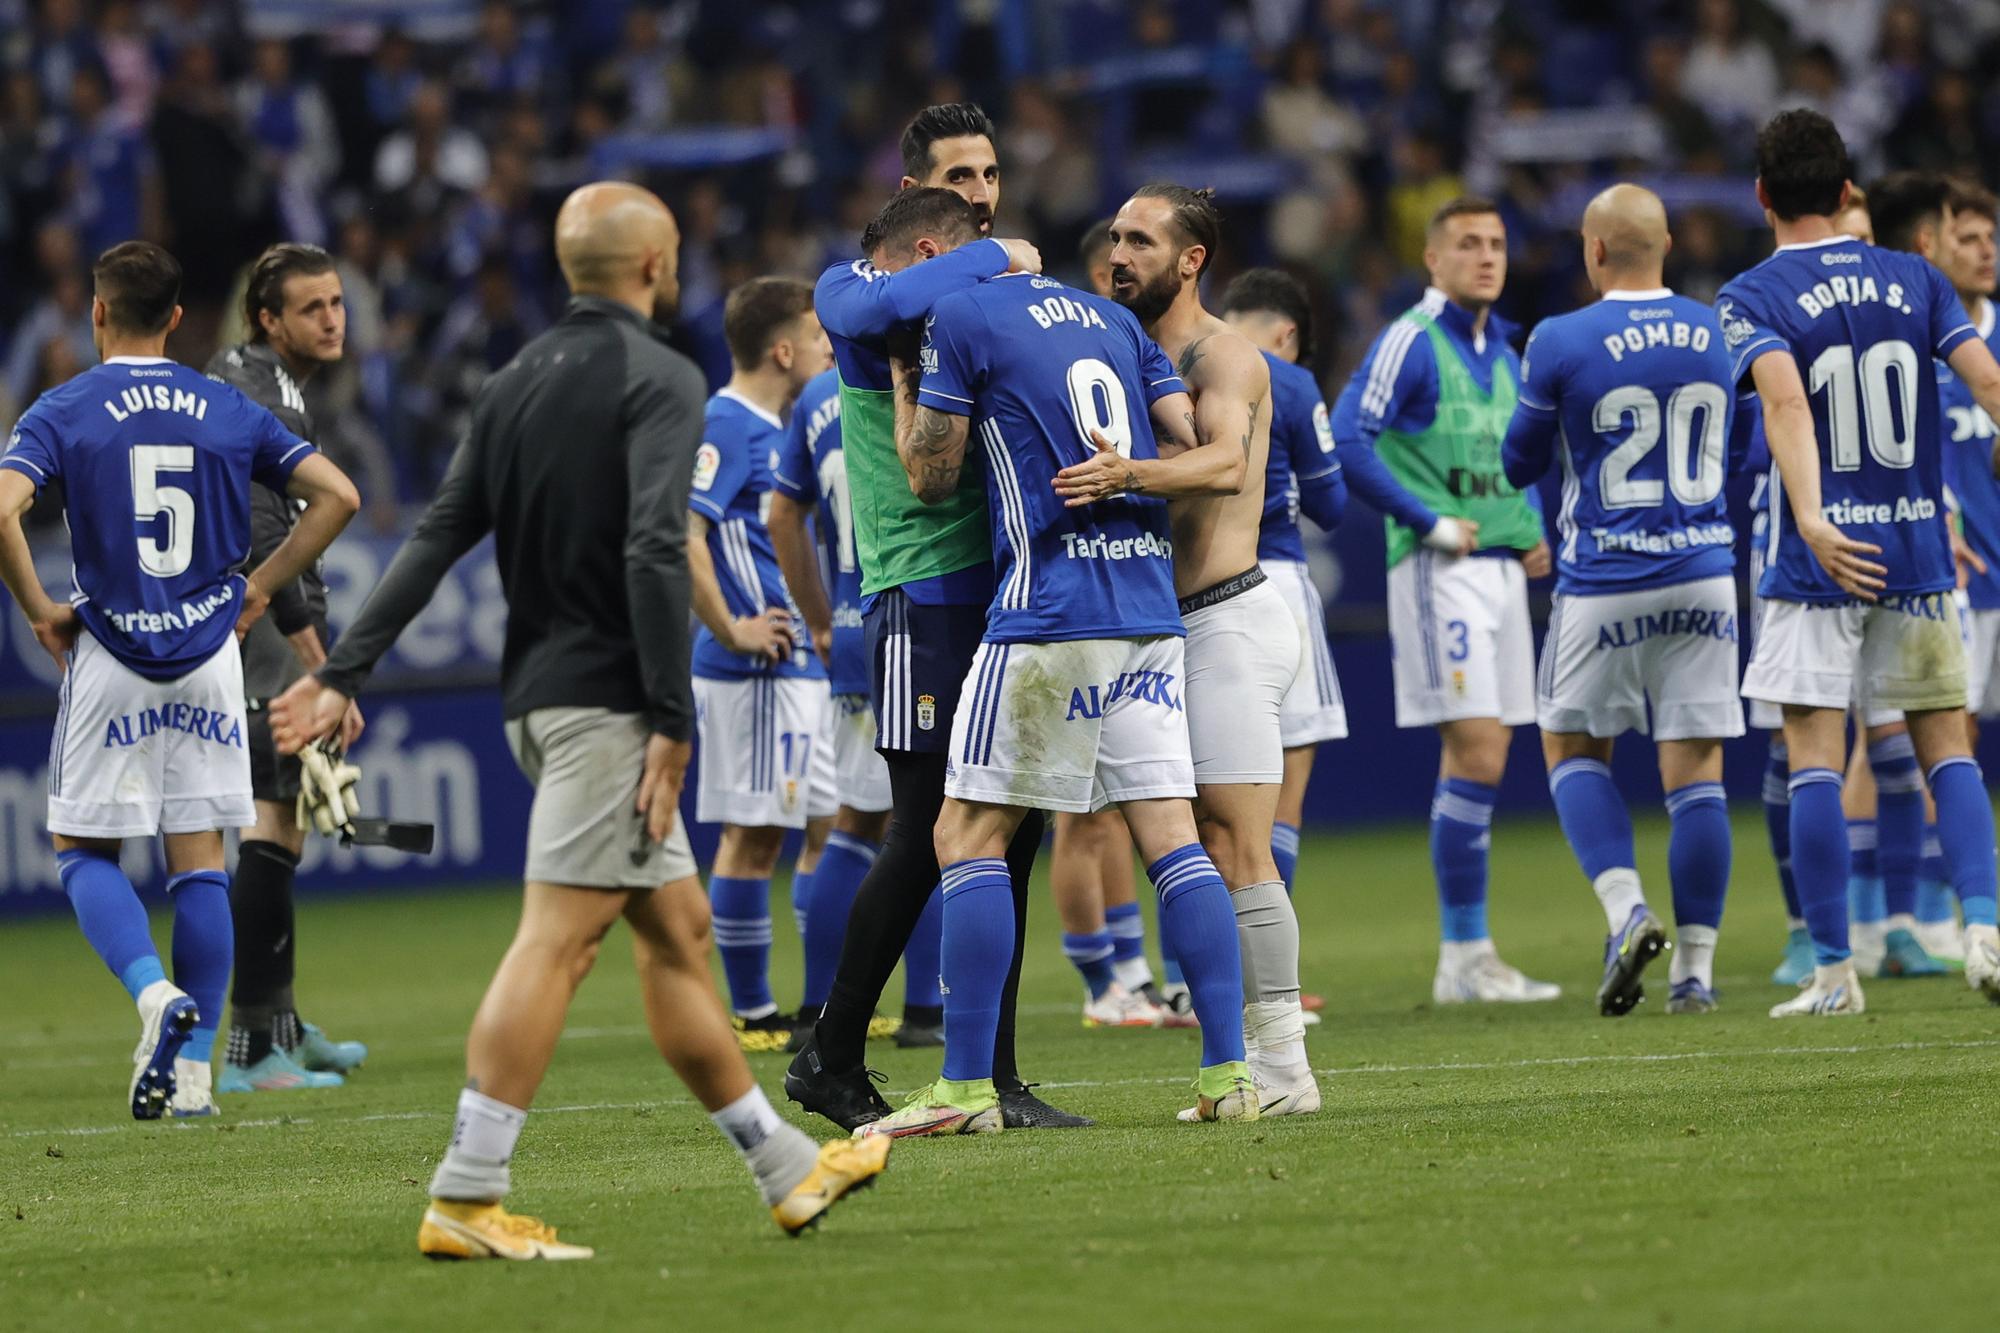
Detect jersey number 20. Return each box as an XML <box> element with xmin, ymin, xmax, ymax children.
<box><xmin>1593</xmin><ymin>383</ymin><xmax>1728</xmax><ymax>509</ymax></box>
<box><xmin>131</xmin><ymin>444</ymin><xmax>195</xmax><ymax>578</ymax></box>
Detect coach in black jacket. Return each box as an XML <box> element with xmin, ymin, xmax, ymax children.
<box><xmin>269</xmin><ymin>182</ymin><xmax>884</xmax><ymax>1257</ymax></box>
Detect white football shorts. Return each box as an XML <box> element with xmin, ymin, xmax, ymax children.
<box><xmin>831</xmin><ymin>691</ymin><xmax>892</xmax><ymax>814</ymax></box>
<box><xmin>1387</xmin><ymin>549</ymin><xmax>1535</xmax><ymax>728</ymax></box>
<box><xmin>693</xmin><ymin>673</ymin><xmax>828</xmax><ymax>829</ymax></box>
<box><xmin>1963</xmin><ymin>597</ymin><xmax>2000</xmax><ymax>718</ymax></box>
<box><xmin>944</xmin><ymin>635</ymin><xmax>1194</xmax><ymax>814</ymax></box>
<box><xmin>1536</xmin><ymin>576</ymin><xmax>1745</xmax><ymax>741</ymax></box>
<box><xmin>1743</xmin><ymin>592</ymin><xmax>1969</xmax><ymax>716</ymax></box>
<box><xmin>1265</xmin><ymin>558</ymin><xmax>1348</xmax><ymax>746</ymax></box>
<box><xmin>47</xmin><ymin>629</ymin><xmax>254</xmax><ymax>838</ymax></box>
<box><xmin>1183</xmin><ymin>576</ymin><xmax>1298</xmax><ymax>784</ymax></box>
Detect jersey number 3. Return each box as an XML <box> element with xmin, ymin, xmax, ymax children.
<box><xmin>132</xmin><ymin>444</ymin><xmax>195</xmax><ymax>578</ymax></box>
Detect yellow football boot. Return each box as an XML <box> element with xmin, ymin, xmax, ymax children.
<box><xmin>418</xmin><ymin>1200</ymin><xmax>594</xmax><ymax>1260</ymax></box>
<box><xmin>772</xmin><ymin>1135</ymin><xmax>891</xmax><ymax>1236</ymax></box>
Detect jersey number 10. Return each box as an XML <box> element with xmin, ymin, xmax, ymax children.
<box><xmin>132</xmin><ymin>444</ymin><xmax>195</xmax><ymax>578</ymax></box>
<box><xmin>1808</xmin><ymin>339</ymin><xmax>1920</xmax><ymax>472</ymax></box>
<box><xmin>1593</xmin><ymin>382</ymin><xmax>1728</xmax><ymax>509</ymax></box>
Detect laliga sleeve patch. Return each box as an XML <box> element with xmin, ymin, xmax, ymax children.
<box><xmin>1313</xmin><ymin>401</ymin><xmax>1335</xmax><ymax>453</ymax></box>
<box><xmin>693</xmin><ymin>442</ymin><xmax>721</xmax><ymax>490</ymax></box>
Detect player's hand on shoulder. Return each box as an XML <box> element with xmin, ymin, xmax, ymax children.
<box><xmin>728</xmin><ymin>608</ymin><xmax>795</xmax><ymax>663</ymax></box>
<box><xmin>1422</xmin><ymin>515</ymin><xmax>1479</xmax><ymax>557</ymax></box>
<box><xmin>636</xmin><ymin>732</ymin><xmax>692</xmax><ymax>844</ymax></box>
<box><xmin>997</xmin><ymin>238</ymin><xmax>1042</xmax><ymax>274</ymax></box>
<box><xmin>1521</xmin><ymin>539</ymin><xmax>1552</xmax><ymax>579</ymax></box>
<box><xmin>30</xmin><ymin>603</ymin><xmax>78</xmax><ymax>671</ymax></box>
<box><xmin>1799</xmin><ymin>515</ymin><xmax>1886</xmax><ymax>601</ymax></box>
<box><xmin>235</xmin><ymin>577</ymin><xmax>271</xmax><ymax>640</ymax></box>
<box><xmin>1053</xmin><ymin>429</ymin><xmax>1135</xmax><ymax>507</ymax></box>
<box><xmin>269</xmin><ymin>674</ymin><xmax>352</xmax><ymax>755</ymax></box>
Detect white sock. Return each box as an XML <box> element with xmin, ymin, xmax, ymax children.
<box><xmin>1968</xmin><ymin>922</ymin><xmax>1999</xmax><ymax>949</ymax></box>
<box><xmin>135</xmin><ymin>978</ymin><xmax>179</xmax><ymax>1016</ymax></box>
<box><xmin>1592</xmin><ymin>868</ymin><xmax>1646</xmax><ymax>933</ymax></box>
<box><xmin>735</xmin><ymin>1002</ymin><xmax>780</xmax><ymax>1022</ymax></box>
<box><xmin>1112</xmin><ymin>955</ymin><xmax>1154</xmax><ymax>992</ymax></box>
<box><xmin>1786</xmin><ymin>915</ymin><xmax>1807</xmax><ymax>932</ymax></box>
<box><xmin>1439</xmin><ymin>938</ymin><xmax>1493</xmax><ymax>969</ymax></box>
<box><xmin>1671</xmin><ymin>924</ymin><xmax>1717</xmax><ymax>988</ymax></box>
<box><xmin>710</xmin><ymin>1086</ymin><xmax>819</xmax><ymax>1206</ymax></box>
<box><xmin>1244</xmin><ymin>1000</ymin><xmax>1309</xmax><ymax>1082</ymax></box>
<box><xmin>429</xmin><ymin>1088</ymin><xmax>526</xmax><ymax>1202</ymax></box>
<box><xmin>1885</xmin><ymin>912</ymin><xmax>1918</xmax><ymax>935</ymax></box>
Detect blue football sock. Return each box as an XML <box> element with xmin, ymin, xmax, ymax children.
<box><xmin>1847</xmin><ymin>819</ymin><xmax>1885</xmax><ymax>924</ymax></box>
<box><xmin>789</xmin><ymin>868</ymin><xmax>814</xmax><ymax>942</ymax></box>
<box><xmin>1870</xmin><ymin>734</ymin><xmax>1924</xmax><ymax>920</ymax></box>
<box><xmin>1271</xmin><ymin>822</ymin><xmax>1301</xmax><ymax>894</ymax></box>
<box><xmin>1106</xmin><ymin>900</ymin><xmax>1146</xmax><ymax>969</ymax></box>
<box><xmin>1549</xmin><ymin>758</ymin><xmax>1635</xmax><ymax>880</ymax></box>
<box><xmin>1061</xmin><ymin>930</ymin><xmax>1117</xmax><ymax>998</ymax></box>
<box><xmin>903</xmin><ymin>884</ymin><xmax>944</xmax><ymax>1011</ymax></box>
<box><xmin>1789</xmin><ymin>769</ymin><xmax>1852</xmax><ymax>964</ymax></box>
<box><xmin>1763</xmin><ymin>741</ymin><xmax>1800</xmax><ymax>922</ymax></box>
<box><xmin>1147</xmin><ymin>844</ymin><xmax>1246</xmax><ymax>1067</ymax></box>
<box><xmin>56</xmin><ymin>849</ymin><xmax>164</xmax><ymax>1000</ymax></box>
<box><xmin>1430</xmin><ymin>778</ymin><xmax>1496</xmax><ymax>943</ymax></box>
<box><xmin>708</xmin><ymin>875</ymin><xmax>775</xmax><ymax>1016</ymax></box>
<box><xmin>1665</xmin><ymin>782</ymin><xmax>1730</xmax><ymax>931</ymax></box>
<box><xmin>167</xmin><ymin>870</ymin><xmax>232</xmax><ymax>1064</ymax></box>
<box><xmin>938</xmin><ymin>859</ymin><xmax>1014</xmax><ymax>1083</ymax></box>
<box><xmin>1917</xmin><ymin>824</ymin><xmax>1956</xmax><ymax>924</ymax></box>
<box><xmin>801</xmin><ymin>832</ymin><xmax>874</xmax><ymax>1012</ymax></box>
<box><xmin>1927</xmin><ymin>757</ymin><xmax>2000</xmax><ymax>928</ymax></box>
<box><xmin>1159</xmin><ymin>925</ymin><xmax>1185</xmax><ymax>987</ymax></box>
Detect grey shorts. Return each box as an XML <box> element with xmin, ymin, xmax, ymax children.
<box><xmin>503</xmin><ymin>706</ymin><xmax>697</xmax><ymax>890</ymax></box>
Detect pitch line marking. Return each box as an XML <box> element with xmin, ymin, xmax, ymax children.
<box><xmin>10</xmin><ymin>1038</ymin><xmax>1996</xmax><ymax>1140</ymax></box>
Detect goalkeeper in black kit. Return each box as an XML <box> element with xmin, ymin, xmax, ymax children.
<box><xmin>206</xmin><ymin>243</ymin><xmax>369</xmax><ymax>1093</ymax></box>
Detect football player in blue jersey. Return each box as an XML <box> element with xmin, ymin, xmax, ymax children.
<box><xmin>0</xmin><ymin>241</ymin><xmax>359</xmax><ymax>1118</ymax></box>
<box><xmin>1721</xmin><ymin>110</ymin><xmax>2000</xmax><ymax>1013</ymax></box>
<box><xmin>1503</xmin><ymin>185</ymin><xmax>1748</xmax><ymax>1017</ymax></box>
<box><xmin>1220</xmin><ymin>267</ymin><xmax>1346</xmax><ymax>1022</ymax></box>
<box><xmin>1741</xmin><ymin>190</ymin><xmax>1881</xmax><ymax>989</ymax></box>
<box><xmin>1330</xmin><ymin>198</ymin><xmax>1562</xmax><ymax>1005</ymax></box>
<box><xmin>768</xmin><ymin>366</ymin><xmax>949</xmax><ymax>1048</ymax></box>
<box><xmin>859</xmin><ymin>260</ymin><xmax>1262</xmax><ymax>1134</ymax></box>
<box><xmin>686</xmin><ymin>277</ymin><xmax>836</xmax><ymax>1051</ymax></box>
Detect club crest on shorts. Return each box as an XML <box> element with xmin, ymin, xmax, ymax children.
<box><xmin>1452</xmin><ymin>669</ymin><xmax>1466</xmax><ymax>697</ymax></box>
<box><xmin>917</xmin><ymin>693</ymin><xmax>936</xmax><ymax>730</ymax></box>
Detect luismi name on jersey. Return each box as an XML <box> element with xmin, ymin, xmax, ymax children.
<box><xmin>102</xmin><ymin>382</ymin><xmax>211</xmax><ymax>423</ymax></box>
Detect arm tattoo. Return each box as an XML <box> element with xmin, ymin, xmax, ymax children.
<box><xmin>1242</xmin><ymin>397</ymin><xmax>1262</xmax><ymax>462</ymax></box>
<box><xmin>1176</xmin><ymin>335</ymin><xmax>1212</xmax><ymax>381</ymax></box>
<box><xmin>906</xmin><ymin>405</ymin><xmax>966</xmax><ymax>502</ymax></box>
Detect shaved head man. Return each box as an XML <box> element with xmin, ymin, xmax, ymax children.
<box><xmin>1500</xmin><ymin>181</ymin><xmax>1748</xmax><ymax>1017</ymax></box>
<box><xmin>1581</xmin><ymin>182</ymin><xmax>1670</xmax><ymax>277</ymax></box>
<box><xmin>271</xmin><ymin>182</ymin><xmax>889</xmax><ymax>1257</ymax></box>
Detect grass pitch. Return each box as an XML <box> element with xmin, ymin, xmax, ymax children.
<box><xmin>3</xmin><ymin>812</ymin><xmax>1998</xmax><ymax>1331</ymax></box>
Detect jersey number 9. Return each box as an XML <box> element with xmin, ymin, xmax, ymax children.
<box><xmin>1066</xmin><ymin>357</ymin><xmax>1134</xmax><ymax>459</ymax></box>
<box><xmin>1593</xmin><ymin>382</ymin><xmax>1728</xmax><ymax>509</ymax></box>
<box><xmin>131</xmin><ymin>444</ymin><xmax>195</xmax><ymax>578</ymax></box>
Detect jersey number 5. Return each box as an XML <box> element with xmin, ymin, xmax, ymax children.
<box><xmin>131</xmin><ymin>444</ymin><xmax>195</xmax><ymax>578</ymax></box>
<box><xmin>1593</xmin><ymin>383</ymin><xmax>1728</xmax><ymax>509</ymax></box>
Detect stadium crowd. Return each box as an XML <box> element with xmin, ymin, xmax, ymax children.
<box><xmin>8</xmin><ymin>0</ymin><xmax>2000</xmax><ymax>511</ymax></box>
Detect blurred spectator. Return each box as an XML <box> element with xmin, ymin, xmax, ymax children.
<box><xmin>606</xmin><ymin>4</ymin><xmax>679</xmax><ymax>132</ymax></box>
<box><xmin>454</xmin><ymin>1</ymin><xmax>556</xmax><ymax>129</ymax></box>
<box><xmin>26</xmin><ymin>0</ymin><xmax>96</xmax><ymax>116</ymax></box>
<box><xmin>151</xmin><ymin>41</ymin><xmax>269</xmax><ymax>306</ymax></box>
<box><xmin>409</xmin><ymin>255</ymin><xmax>545</xmax><ymax>482</ymax></box>
<box><xmin>1263</xmin><ymin>38</ymin><xmax>1365</xmax><ymax>164</ymax></box>
<box><xmin>1679</xmin><ymin>0</ymin><xmax>1778</xmax><ymax>134</ymax></box>
<box><xmin>374</xmin><ymin>79</ymin><xmax>487</xmax><ymax>202</ymax></box>
<box><xmin>363</xmin><ymin>29</ymin><xmax>423</xmax><ymax>138</ymax></box>
<box><xmin>1638</xmin><ymin>36</ymin><xmax>1723</xmax><ymax>171</ymax></box>
<box><xmin>94</xmin><ymin>0</ymin><xmax>157</xmax><ymax>129</ymax></box>
<box><xmin>1385</xmin><ymin>132</ymin><xmax>1463</xmax><ymax>269</ymax></box>
<box><xmin>54</xmin><ymin>64</ymin><xmax>159</xmax><ymax>259</ymax></box>
<box><xmin>1887</xmin><ymin>68</ymin><xmax>1989</xmax><ymax>179</ymax></box>
<box><xmin>235</xmin><ymin>38</ymin><xmax>338</xmax><ymax>245</ymax></box>
<box><xmin>6</xmin><ymin>224</ymin><xmax>91</xmax><ymax>406</ymax></box>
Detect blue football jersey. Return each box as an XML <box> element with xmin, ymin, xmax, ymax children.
<box><xmin>688</xmin><ymin>389</ymin><xmax>826</xmax><ymax>681</ymax></box>
<box><xmin>1258</xmin><ymin>352</ymin><xmax>1344</xmax><ymax>563</ymax></box>
<box><xmin>915</xmin><ymin>275</ymin><xmax>1185</xmax><ymax>643</ymax></box>
<box><xmin>1</xmin><ymin>356</ymin><xmax>315</xmax><ymax>680</ymax></box>
<box><xmin>1938</xmin><ymin>301</ymin><xmax>2000</xmax><ymax>608</ymax></box>
<box><xmin>1717</xmin><ymin>237</ymin><xmax>1976</xmax><ymax>602</ymax></box>
<box><xmin>1504</xmin><ymin>291</ymin><xmax>1741</xmax><ymax>594</ymax></box>
<box><xmin>770</xmin><ymin>368</ymin><xmax>868</xmax><ymax>694</ymax></box>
